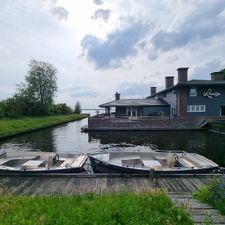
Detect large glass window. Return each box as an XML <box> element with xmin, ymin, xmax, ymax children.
<box><xmin>187</xmin><ymin>105</ymin><xmax>206</xmax><ymax>112</ymax></box>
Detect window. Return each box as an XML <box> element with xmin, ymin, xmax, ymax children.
<box><xmin>187</xmin><ymin>105</ymin><xmax>206</xmax><ymax>112</ymax></box>
<box><xmin>190</xmin><ymin>88</ymin><xmax>197</xmax><ymax>97</ymax></box>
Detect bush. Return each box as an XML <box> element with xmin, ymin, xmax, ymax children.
<box><xmin>49</xmin><ymin>103</ymin><xmax>73</xmax><ymax>115</ymax></box>
<box><xmin>193</xmin><ymin>177</ymin><xmax>225</xmax><ymax>215</ymax></box>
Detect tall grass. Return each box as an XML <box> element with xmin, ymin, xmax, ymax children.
<box><xmin>0</xmin><ymin>114</ymin><xmax>87</xmax><ymax>139</ymax></box>
<box><xmin>193</xmin><ymin>177</ymin><xmax>225</xmax><ymax>215</ymax></box>
<box><xmin>0</xmin><ymin>191</ymin><xmax>193</xmax><ymax>225</ymax></box>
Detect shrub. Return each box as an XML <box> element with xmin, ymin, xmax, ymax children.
<box><xmin>193</xmin><ymin>177</ymin><xmax>225</xmax><ymax>215</ymax></box>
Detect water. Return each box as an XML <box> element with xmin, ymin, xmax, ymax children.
<box><xmin>0</xmin><ymin>114</ymin><xmax>225</xmax><ymax>167</ymax></box>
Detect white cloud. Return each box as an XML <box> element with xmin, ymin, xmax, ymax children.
<box><xmin>0</xmin><ymin>0</ymin><xmax>225</xmax><ymax>108</ymax></box>
<box><xmin>92</xmin><ymin>9</ymin><xmax>111</xmax><ymax>22</ymax></box>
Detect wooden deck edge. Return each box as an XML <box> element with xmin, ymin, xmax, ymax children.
<box><xmin>0</xmin><ymin>172</ymin><xmax>223</xmax><ymax>178</ymax></box>
<box><xmin>82</xmin><ymin>127</ymin><xmax>205</xmax><ymax>132</ymax></box>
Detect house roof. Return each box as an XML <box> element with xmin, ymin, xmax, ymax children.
<box><xmin>177</xmin><ymin>79</ymin><xmax>225</xmax><ymax>86</ymax></box>
<box><xmin>146</xmin><ymin>79</ymin><xmax>225</xmax><ymax>98</ymax></box>
<box><xmin>99</xmin><ymin>98</ymin><xmax>170</xmax><ymax>108</ymax></box>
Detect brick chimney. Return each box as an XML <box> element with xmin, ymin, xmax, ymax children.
<box><xmin>115</xmin><ymin>92</ymin><xmax>120</xmax><ymax>100</ymax></box>
<box><xmin>177</xmin><ymin>67</ymin><xmax>189</xmax><ymax>83</ymax></box>
<box><xmin>150</xmin><ymin>87</ymin><xmax>156</xmax><ymax>96</ymax></box>
<box><xmin>165</xmin><ymin>76</ymin><xmax>174</xmax><ymax>89</ymax></box>
<box><xmin>211</xmin><ymin>72</ymin><xmax>224</xmax><ymax>80</ymax></box>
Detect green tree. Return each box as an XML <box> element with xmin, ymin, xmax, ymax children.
<box><xmin>25</xmin><ymin>59</ymin><xmax>58</xmax><ymax>114</ymax></box>
<box><xmin>74</xmin><ymin>101</ymin><xmax>81</xmax><ymax>114</ymax></box>
<box><xmin>50</xmin><ymin>103</ymin><xmax>73</xmax><ymax>115</ymax></box>
<box><xmin>220</xmin><ymin>68</ymin><xmax>225</xmax><ymax>80</ymax></box>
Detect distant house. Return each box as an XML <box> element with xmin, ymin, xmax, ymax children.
<box><xmin>99</xmin><ymin>68</ymin><xmax>225</xmax><ymax>118</ymax></box>
<box><xmin>99</xmin><ymin>97</ymin><xmax>170</xmax><ymax>117</ymax></box>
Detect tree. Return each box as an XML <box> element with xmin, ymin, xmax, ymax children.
<box><xmin>25</xmin><ymin>59</ymin><xmax>57</xmax><ymax>114</ymax></box>
<box><xmin>220</xmin><ymin>68</ymin><xmax>225</xmax><ymax>80</ymax></box>
<box><xmin>74</xmin><ymin>101</ymin><xmax>81</xmax><ymax>114</ymax></box>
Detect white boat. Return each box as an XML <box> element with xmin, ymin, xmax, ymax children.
<box><xmin>0</xmin><ymin>151</ymin><xmax>88</xmax><ymax>174</ymax></box>
<box><xmin>89</xmin><ymin>150</ymin><xmax>219</xmax><ymax>174</ymax></box>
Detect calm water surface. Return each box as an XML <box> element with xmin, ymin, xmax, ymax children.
<box><xmin>0</xmin><ymin>115</ymin><xmax>225</xmax><ymax>167</ymax></box>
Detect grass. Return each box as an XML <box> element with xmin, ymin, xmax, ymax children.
<box><xmin>0</xmin><ymin>114</ymin><xmax>87</xmax><ymax>139</ymax></box>
<box><xmin>0</xmin><ymin>191</ymin><xmax>193</xmax><ymax>225</ymax></box>
<box><xmin>209</xmin><ymin>120</ymin><xmax>225</xmax><ymax>133</ymax></box>
<box><xmin>193</xmin><ymin>177</ymin><xmax>225</xmax><ymax>215</ymax></box>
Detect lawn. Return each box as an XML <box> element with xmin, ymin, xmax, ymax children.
<box><xmin>0</xmin><ymin>114</ymin><xmax>87</xmax><ymax>139</ymax></box>
<box><xmin>0</xmin><ymin>191</ymin><xmax>193</xmax><ymax>225</ymax></box>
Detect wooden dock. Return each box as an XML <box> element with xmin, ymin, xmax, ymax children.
<box><xmin>1</xmin><ymin>174</ymin><xmax>225</xmax><ymax>224</ymax></box>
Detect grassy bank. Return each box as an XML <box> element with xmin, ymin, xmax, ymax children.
<box><xmin>193</xmin><ymin>178</ymin><xmax>225</xmax><ymax>215</ymax></box>
<box><xmin>0</xmin><ymin>114</ymin><xmax>87</xmax><ymax>139</ymax></box>
<box><xmin>209</xmin><ymin>120</ymin><xmax>225</xmax><ymax>134</ymax></box>
<box><xmin>0</xmin><ymin>191</ymin><xmax>193</xmax><ymax>225</ymax></box>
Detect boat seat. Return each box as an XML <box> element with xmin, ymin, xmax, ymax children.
<box><xmin>70</xmin><ymin>155</ymin><xmax>87</xmax><ymax>167</ymax></box>
<box><xmin>122</xmin><ymin>158</ymin><xmax>144</xmax><ymax>167</ymax></box>
<box><xmin>21</xmin><ymin>160</ymin><xmax>45</xmax><ymax>170</ymax></box>
<box><xmin>178</xmin><ymin>158</ymin><xmax>196</xmax><ymax>168</ymax></box>
<box><xmin>142</xmin><ymin>160</ymin><xmax>161</xmax><ymax>168</ymax></box>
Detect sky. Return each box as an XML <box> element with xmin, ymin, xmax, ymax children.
<box><xmin>0</xmin><ymin>0</ymin><xmax>225</xmax><ymax>109</ymax></box>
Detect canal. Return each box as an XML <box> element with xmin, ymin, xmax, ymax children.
<box><xmin>0</xmin><ymin>117</ymin><xmax>225</xmax><ymax>167</ymax></box>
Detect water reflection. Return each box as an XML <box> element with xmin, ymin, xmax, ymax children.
<box><xmin>0</xmin><ymin>118</ymin><xmax>100</xmax><ymax>153</ymax></box>
<box><xmin>88</xmin><ymin>130</ymin><xmax>225</xmax><ymax>167</ymax></box>
<box><xmin>0</xmin><ymin>116</ymin><xmax>224</xmax><ymax>167</ymax></box>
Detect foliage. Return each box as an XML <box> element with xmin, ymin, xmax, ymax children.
<box><xmin>26</xmin><ymin>59</ymin><xmax>57</xmax><ymax>104</ymax></box>
<box><xmin>209</xmin><ymin>120</ymin><xmax>225</xmax><ymax>133</ymax></box>
<box><xmin>24</xmin><ymin>59</ymin><xmax>58</xmax><ymax>115</ymax></box>
<box><xmin>193</xmin><ymin>177</ymin><xmax>225</xmax><ymax>215</ymax></box>
<box><xmin>0</xmin><ymin>191</ymin><xmax>193</xmax><ymax>225</ymax></box>
<box><xmin>74</xmin><ymin>101</ymin><xmax>81</xmax><ymax>114</ymax></box>
<box><xmin>0</xmin><ymin>59</ymin><xmax>73</xmax><ymax>118</ymax></box>
<box><xmin>220</xmin><ymin>68</ymin><xmax>225</xmax><ymax>80</ymax></box>
<box><xmin>49</xmin><ymin>103</ymin><xmax>73</xmax><ymax>115</ymax></box>
<box><xmin>0</xmin><ymin>114</ymin><xmax>87</xmax><ymax>139</ymax></box>
<box><xmin>0</xmin><ymin>95</ymin><xmax>29</xmax><ymax>118</ymax></box>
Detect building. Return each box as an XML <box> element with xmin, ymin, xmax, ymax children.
<box><xmin>100</xmin><ymin>67</ymin><xmax>225</xmax><ymax>118</ymax></box>
<box><xmin>100</xmin><ymin>95</ymin><xmax>170</xmax><ymax>117</ymax></box>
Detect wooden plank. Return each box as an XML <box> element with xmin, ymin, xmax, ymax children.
<box><xmin>191</xmin><ymin>208</ymin><xmax>221</xmax><ymax>216</ymax></box>
<box><xmin>174</xmin><ymin>177</ymin><xmax>194</xmax><ymax>192</ymax></box>
<box><xmin>193</xmin><ymin>215</ymin><xmax>225</xmax><ymax>224</ymax></box>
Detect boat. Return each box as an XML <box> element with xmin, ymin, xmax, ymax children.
<box><xmin>89</xmin><ymin>150</ymin><xmax>219</xmax><ymax>174</ymax></box>
<box><xmin>0</xmin><ymin>151</ymin><xmax>88</xmax><ymax>174</ymax></box>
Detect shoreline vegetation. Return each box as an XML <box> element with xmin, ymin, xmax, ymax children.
<box><xmin>209</xmin><ymin>120</ymin><xmax>225</xmax><ymax>134</ymax></box>
<box><xmin>193</xmin><ymin>177</ymin><xmax>225</xmax><ymax>215</ymax></box>
<box><xmin>0</xmin><ymin>114</ymin><xmax>87</xmax><ymax>140</ymax></box>
<box><xmin>0</xmin><ymin>190</ymin><xmax>193</xmax><ymax>225</ymax></box>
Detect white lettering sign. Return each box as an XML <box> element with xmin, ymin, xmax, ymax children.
<box><xmin>203</xmin><ymin>89</ymin><xmax>220</xmax><ymax>98</ymax></box>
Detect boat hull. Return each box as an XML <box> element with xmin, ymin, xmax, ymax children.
<box><xmin>89</xmin><ymin>155</ymin><xmax>218</xmax><ymax>175</ymax></box>
<box><xmin>0</xmin><ymin>167</ymin><xmax>86</xmax><ymax>174</ymax></box>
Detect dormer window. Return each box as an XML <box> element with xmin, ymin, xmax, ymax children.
<box><xmin>190</xmin><ymin>88</ymin><xmax>197</xmax><ymax>97</ymax></box>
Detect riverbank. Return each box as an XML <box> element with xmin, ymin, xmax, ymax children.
<box><xmin>209</xmin><ymin>120</ymin><xmax>225</xmax><ymax>134</ymax></box>
<box><xmin>0</xmin><ymin>114</ymin><xmax>87</xmax><ymax>140</ymax></box>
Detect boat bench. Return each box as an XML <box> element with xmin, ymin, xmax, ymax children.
<box><xmin>21</xmin><ymin>160</ymin><xmax>45</xmax><ymax>170</ymax></box>
<box><xmin>0</xmin><ymin>156</ymin><xmax>40</xmax><ymax>166</ymax></box>
<box><xmin>178</xmin><ymin>158</ymin><xmax>196</xmax><ymax>168</ymax></box>
<box><xmin>60</xmin><ymin>155</ymin><xmax>87</xmax><ymax>167</ymax></box>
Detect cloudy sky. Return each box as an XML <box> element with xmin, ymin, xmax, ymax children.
<box><xmin>1</xmin><ymin>0</ymin><xmax>225</xmax><ymax>108</ymax></box>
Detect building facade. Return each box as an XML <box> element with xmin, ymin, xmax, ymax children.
<box><xmin>148</xmin><ymin>68</ymin><xmax>225</xmax><ymax>117</ymax></box>
<box><xmin>100</xmin><ymin>68</ymin><xmax>225</xmax><ymax>118</ymax></box>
